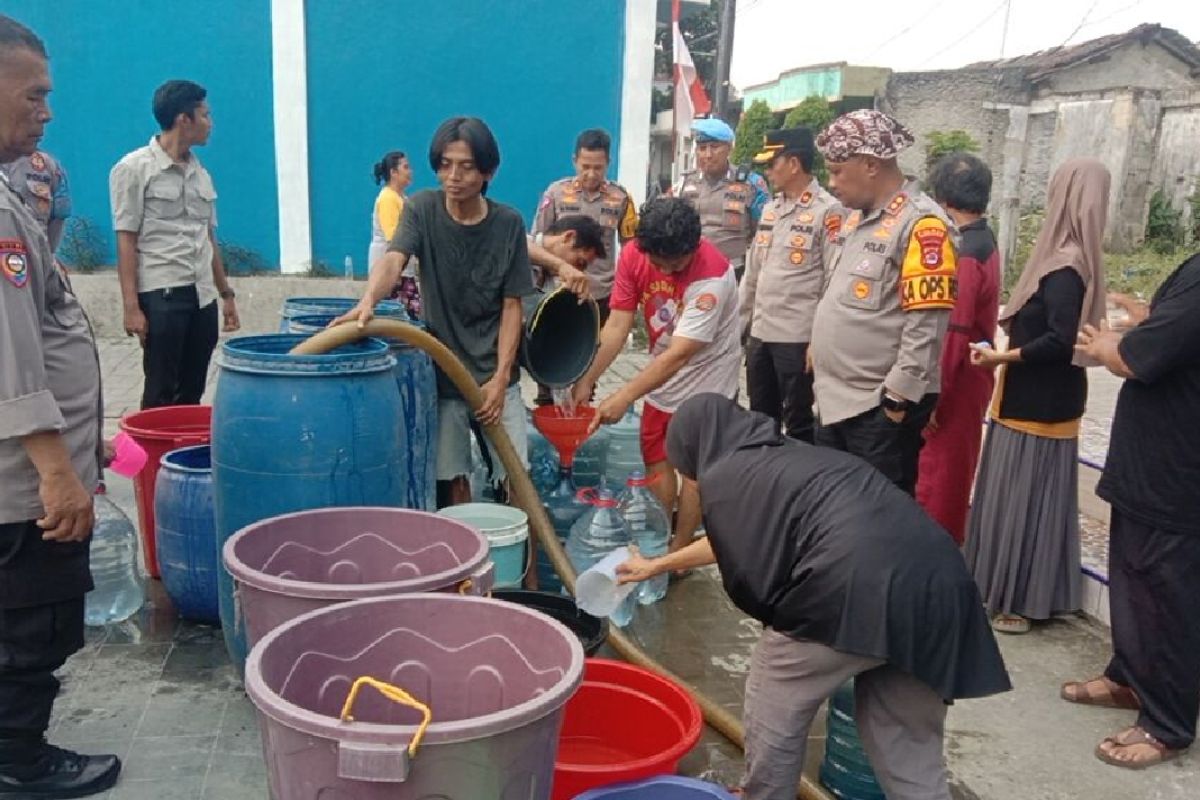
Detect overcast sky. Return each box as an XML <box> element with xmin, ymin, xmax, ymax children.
<box><xmin>730</xmin><ymin>0</ymin><xmax>1200</xmax><ymax>89</ymax></box>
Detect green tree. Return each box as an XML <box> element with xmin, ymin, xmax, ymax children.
<box><xmin>924</xmin><ymin>130</ymin><xmax>981</xmax><ymax>171</ymax></box>
<box><xmin>733</xmin><ymin>99</ymin><xmax>775</xmax><ymax>166</ymax></box>
<box><xmin>782</xmin><ymin>95</ymin><xmax>835</xmax><ymax>132</ymax></box>
<box><xmin>781</xmin><ymin>96</ymin><xmax>836</xmax><ymax>183</ymax></box>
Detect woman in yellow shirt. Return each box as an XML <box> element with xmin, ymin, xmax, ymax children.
<box><xmin>369</xmin><ymin>151</ymin><xmax>420</xmax><ymax>317</ymax></box>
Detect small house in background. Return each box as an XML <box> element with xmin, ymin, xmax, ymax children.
<box><xmin>740</xmin><ymin>62</ymin><xmax>890</xmax><ymax>116</ymax></box>
<box><xmin>882</xmin><ymin>23</ymin><xmax>1200</xmax><ymax>258</ymax></box>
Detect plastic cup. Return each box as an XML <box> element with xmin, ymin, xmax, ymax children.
<box><xmin>108</xmin><ymin>431</ymin><xmax>149</xmax><ymax>478</ymax></box>
<box><xmin>575</xmin><ymin>546</ymin><xmax>636</xmax><ymax>617</ymax></box>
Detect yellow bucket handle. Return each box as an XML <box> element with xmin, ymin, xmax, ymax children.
<box><xmin>339</xmin><ymin>677</ymin><xmax>433</xmax><ymax>758</ymax></box>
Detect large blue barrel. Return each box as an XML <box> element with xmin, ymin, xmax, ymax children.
<box><xmin>212</xmin><ymin>335</ymin><xmax>406</xmax><ymax>673</ymax></box>
<box><xmin>278</xmin><ymin>297</ymin><xmax>404</xmax><ymax>332</ymax></box>
<box><xmin>154</xmin><ymin>445</ymin><xmax>220</xmax><ymax>623</ymax></box>
<box><xmin>288</xmin><ymin>314</ymin><xmax>437</xmax><ymax>510</ymax></box>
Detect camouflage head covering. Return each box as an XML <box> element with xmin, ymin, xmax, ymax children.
<box><xmin>816</xmin><ymin>110</ymin><xmax>915</xmax><ymax>163</ymax></box>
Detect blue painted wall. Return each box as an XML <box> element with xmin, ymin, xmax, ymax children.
<box><xmin>7</xmin><ymin>0</ymin><xmax>279</xmax><ymax>265</ymax></box>
<box><xmin>305</xmin><ymin>0</ymin><xmax>627</xmax><ymax>273</ymax></box>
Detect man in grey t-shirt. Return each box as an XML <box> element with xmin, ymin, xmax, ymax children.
<box><xmin>337</xmin><ymin>117</ymin><xmax>532</xmax><ymax>507</ymax></box>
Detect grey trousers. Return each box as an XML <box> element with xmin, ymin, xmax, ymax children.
<box><xmin>742</xmin><ymin>629</ymin><xmax>950</xmax><ymax>800</ymax></box>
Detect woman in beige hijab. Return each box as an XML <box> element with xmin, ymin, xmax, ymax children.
<box><xmin>963</xmin><ymin>158</ymin><xmax>1110</xmax><ymax>634</ymax></box>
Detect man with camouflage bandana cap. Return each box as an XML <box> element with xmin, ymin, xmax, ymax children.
<box><xmin>809</xmin><ymin>110</ymin><xmax>958</xmax><ymax>496</ymax></box>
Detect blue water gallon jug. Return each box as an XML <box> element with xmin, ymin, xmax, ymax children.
<box><xmin>618</xmin><ymin>471</ymin><xmax>671</xmax><ymax>605</ymax></box>
<box><xmin>605</xmin><ymin>408</ymin><xmax>643</xmax><ymax>486</ymax></box>
<box><xmin>85</xmin><ymin>488</ymin><xmax>145</xmax><ymax>627</ymax></box>
<box><xmin>567</xmin><ymin>488</ymin><xmax>635</xmax><ymax>627</ymax></box>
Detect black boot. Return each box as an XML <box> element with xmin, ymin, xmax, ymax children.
<box><xmin>0</xmin><ymin>738</ymin><xmax>120</xmax><ymax>799</ymax></box>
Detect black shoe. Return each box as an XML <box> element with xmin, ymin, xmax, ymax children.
<box><xmin>0</xmin><ymin>744</ymin><xmax>120</xmax><ymax>799</ymax></box>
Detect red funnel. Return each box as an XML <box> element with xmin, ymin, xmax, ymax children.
<box><xmin>533</xmin><ymin>405</ymin><xmax>597</xmax><ymax>468</ymax></box>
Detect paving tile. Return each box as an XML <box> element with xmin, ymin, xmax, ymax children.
<box><xmin>215</xmin><ymin>698</ymin><xmax>264</xmax><ymax>756</ymax></box>
<box><xmin>136</xmin><ymin>696</ymin><xmax>227</xmax><ymax>738</ymax></box>
<box><xmin>106</xmin><ymin>775</ymin><xmax>207</xmax><ymax>800</ymax></box>
<box><xmin>120</xmin><ymin>735</ymin><xmax>216</xmax><ymax>782</ymax></box>
<box><xmin>54</xmin><ymin>701</ymin><xmax>146</xmax><ymax>745</ymax></box>
<box><xmin>199</xmin><ymin>753</ymin><xmax>269</xmax><ymax>799</ymax></box>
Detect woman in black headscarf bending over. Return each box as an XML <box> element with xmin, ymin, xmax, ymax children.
<box><xmin>618</xmin><ymin>394</ymin><xmax>1011</xmax><ymax>800</ymax></box>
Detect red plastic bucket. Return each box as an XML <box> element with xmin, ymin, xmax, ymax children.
<box><xmin>118</xmin><ymin>405</ymin><xmax>212</xmax><ymax>577</ymax></box>
<box><xmin>553</xmin><ymin>659</ymin><xmax>703</xmax><ymax>800</ymax></box>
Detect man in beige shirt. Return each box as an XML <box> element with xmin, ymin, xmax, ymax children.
<box><xmin>740</xmin><ymin>127</ymin><xmax>843</xmax><ymax>442</ymax></box>
<box><xmin>109</xmin><ymin>80</ymin><xmax>238</xmax><ymax>409</ymax></box>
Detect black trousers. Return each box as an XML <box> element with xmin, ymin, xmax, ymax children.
<box><xmin>745</xmin><ymin>337</ymin><xmax>814</xmax><ymax>443</ymax></box>
<box><xmin>1104</xmin><ymin>509</ymin><xmax>1200</xmax><ymax>750</ymax></box>
<box><xmin>0</xmin><ymin>520</ymin><xmax>87</xmax><ymax>739</ymax></box>
<box><xmin>815</xmin><ymin>393</ymin><xmax>937</xmax><ymax>496</ymax></box>
<box><xmin>139</xmin><ymin>285</ymin><xmax>218</xmax><ymax>409</ymax></box>
<box><xmin>535</xmin><ymin>295</ymin><xmax>611</xmax><ymax>407</ymax></box>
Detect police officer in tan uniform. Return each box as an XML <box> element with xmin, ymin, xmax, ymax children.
<box><xmin>0</xmin><ymin>15</ymin><xmax>121</xmax><ymax>796</ymax></box>
<box><xmin>532</xmin><ymin>128</ymin><xmax>636</xmax><ymax>405</ymax></box>
<box><xmin>810</xmin><ymin>110</ymin><xmax>957</xmax><ymax>495</ymax></box>
<box><xmin>0</xmin><ymin>148</ymin><xmax>68</xmax><ymax>251</ymax></box>
<box><xmin>740</xmin><ymin>127</ymin><xmax>843</xmax><ymax>443</ymax></box>
<box><xmin>674</xmin><ymin>118</ymin><xmax>770</xmax><ymax>281</ymax></box>
<box><xmin>532</xmin><ymin>128</ymin><xmax>637</xmax><ymax>315</ymax></box>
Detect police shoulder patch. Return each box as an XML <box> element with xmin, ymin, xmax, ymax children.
<box><xmin>899</xmin><ymin>217</ymin><xmax>957</xmax><ymax>311</ymax></box>
<box><xmin>1</xmin><ymin>238</ymin><xmax>30</xmax><ymax>288</ymax></box>
<box><xmin>824</xmin><ymin>213</ymin><xmax>842</xmax><ymax>238</ymax></box>
<box><xmin>693</xmin><ymin>292</ymin><xmax>718</xmax><ymax>312</ymax></box>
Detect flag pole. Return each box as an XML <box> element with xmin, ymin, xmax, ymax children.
<box><xmin>671</xmin><ymin>0</ymin><xmax>680</xmax><ymax>185</ymax></box>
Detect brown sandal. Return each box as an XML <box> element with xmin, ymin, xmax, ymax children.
<box><xmin>1061</xmin><ymin>676</ymin><xmax>1141</xmax><ymax>710</ymax></box>
<box><xmin>1095</xmin><ymin>726</ymin><xmax>1185</xmax><ymax>770</ymax></box>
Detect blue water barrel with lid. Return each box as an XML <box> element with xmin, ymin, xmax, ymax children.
<box><xmin>277</xmin><ymin>297</ymin><xmax>404</xmax><ymax>332</ymax></box>
<box><xmin>212</xmin><ymin>334</ymin><xmax>406</xmax><ymax>673</ymax></box>
<box><xmin>288</xmin><ymin>313</ymin><xmax>437</xmax><ymax>511</ymax></box>
<box><xmin>154</xmin><ymin>444</ymin><xmax>219</xmax><ymax>623</ymax></box>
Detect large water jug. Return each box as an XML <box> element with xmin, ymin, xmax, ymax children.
<box><xmin>527</xmin><ymin>409</ymin><xmax>559</xmax><ymax>495</ymax></box>
<box><xmin>539</xmin><ymin>470</ymin><xmax>589</xmax><ymax>592</ymax></box>
<box><xmin>567</xmin><ymin>488</ymin><xmax>635</xmax><ymax>627</ymax></box>
<box><xmin>619</xmin><ymin>471</ymin><xmax>671</xmax><ymax>605</ymax></box>
<box><xmin>605</xmin><ymin>409</ymin><xmax>643</xmax><ymax>486</ymax></box>
<box><xmin>85</xmin><ymin>487</ymin><xmax>146</xmax><ymax>627</ymax></box>
<box><xmin>572</xmin><ymin>426</ymin><xmax>610</xmax><ymax>489</ymax></box>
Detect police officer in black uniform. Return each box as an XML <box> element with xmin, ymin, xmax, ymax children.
<box><xmin>0</xmin><ymin>16</ymin><xmax>121</xmax><ymax>798</ymax></box>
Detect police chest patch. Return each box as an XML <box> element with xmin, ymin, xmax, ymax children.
<box><xmin>798</xmin><ymin>212</ymin><xmax>814</xmax><ymax>224</ymax></box>
<box><xmin>1</xmin><ymin>239</ymin><xmax>29</xmax><ymax>288</ymax></box>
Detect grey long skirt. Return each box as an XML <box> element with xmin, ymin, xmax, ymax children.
<box><xmin>964</xmin><ymin>422</ymin><xmax>1082</xmax><ymax>619</ymax></box>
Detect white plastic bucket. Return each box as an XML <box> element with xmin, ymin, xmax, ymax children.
<box><xmin>438</xmin><ymin>503</ymin><xmax>530</xmax><ymax>589</ymax></box>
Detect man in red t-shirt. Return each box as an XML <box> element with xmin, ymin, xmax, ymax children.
<box><xmin>573</xmin><ymin>198</ymin><xmax>741</xmax><ymax>553</ymax></box>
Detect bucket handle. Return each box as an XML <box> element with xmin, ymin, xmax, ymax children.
<box><xmin>339</xmin><ymin>677</ymin><xmax>432</xmax><ymax>761</ymax></box>
<box><xmin>458</xmin><ymin>561</ymin><xmax>495</xmax><ymax>597</ymax></box>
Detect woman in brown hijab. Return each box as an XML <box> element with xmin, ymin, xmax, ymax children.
<box><xmin>964</xmin><ymin>158</ymin><xmax>1110</xmax><ymax>634</ymax></box>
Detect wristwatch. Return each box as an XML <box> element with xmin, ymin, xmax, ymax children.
<box><xmin>219</xmin><ymin>289</ymin><xmax>236</xmax><ymax>300</ymax></box>
<box><xmin>881</xmin><ymin>391</ymin><xmax>910</xmax><ymax>413</ymax></box>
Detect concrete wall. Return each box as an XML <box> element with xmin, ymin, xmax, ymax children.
<box><xmin>1151</xmin><ymin>98</ymin><xmax>1200</xmax><ymax>240</ymax></box>
<box><xmin>303</xmin><ymin>0</ymin><xmax>628</xmax><ymax>273</ymax></box>
<box><xmin>13</xmin><ymin>0</ymin><xmax>280</xmax><ymax>264</ymax></box>
<box><xmin>881</xmin><ymin>68</ymin><xmax>1030</xmax><ymax>180</ymax></box>
<box><xmin>71</xmin><ymin>272</ymin><xmax>362</xmax><ymax>338</ymax></box>
<box><xmin>1038</xmin><ymin>41</ymin><xmax>1198</xmax><ymax>95</ymax></box>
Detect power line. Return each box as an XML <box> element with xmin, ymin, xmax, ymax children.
<box><xmin>865</xmin><ymin>0</ymin><xmax>950</xmax><ymax>62</ymax></box>
<box><xmin>916</xmin><ymin>0</ymin><xmax>1010</xmax><ymax>69</ymax></box>
<box><xmin>1059</xmin><ymin>0</ymin><xmax>1101</xmax><ymax>47</ymax></box>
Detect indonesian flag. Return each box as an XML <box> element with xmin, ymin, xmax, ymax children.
<box><xmin>673</xmin><ymin>0</ymin><xmax>711</xmax><ymax>129</ymax></box>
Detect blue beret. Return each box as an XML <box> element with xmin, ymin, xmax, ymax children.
<box><xmin>691</xmin><ymin>118</ymin><xmax>735</xmax><ymax>143</ymax></box>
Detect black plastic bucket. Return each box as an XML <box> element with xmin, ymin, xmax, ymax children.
<box><xmin>521</xmin><ymin>288</ymin><xmax>600</xmax><ymax>388</ymax></box>
<box><xmin>492</xmin><ymin>589</ymin><xmax>609</xmax><ymax>656</ymax></box>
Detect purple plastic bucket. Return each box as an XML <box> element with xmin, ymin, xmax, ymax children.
<box><xmin>222</xmin><ymin>507</ymin><xmax>494</xmax><ymax>649</ymax></box>
<box><xmin>246</xmin><ymin>593</ymin><xmax>585</xmax><ymax>798</ymax></box>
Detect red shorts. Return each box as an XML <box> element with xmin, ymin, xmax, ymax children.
<box><xmin>640</xmin><ymin>404</ymin><xmax>673</xmax><ymax>466</ymax></box>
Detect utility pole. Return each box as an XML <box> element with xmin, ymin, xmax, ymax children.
<box><xmin>713</xmin><ymin>0</ymin><xmax>736</xmax><ymax>119</ymax></box>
